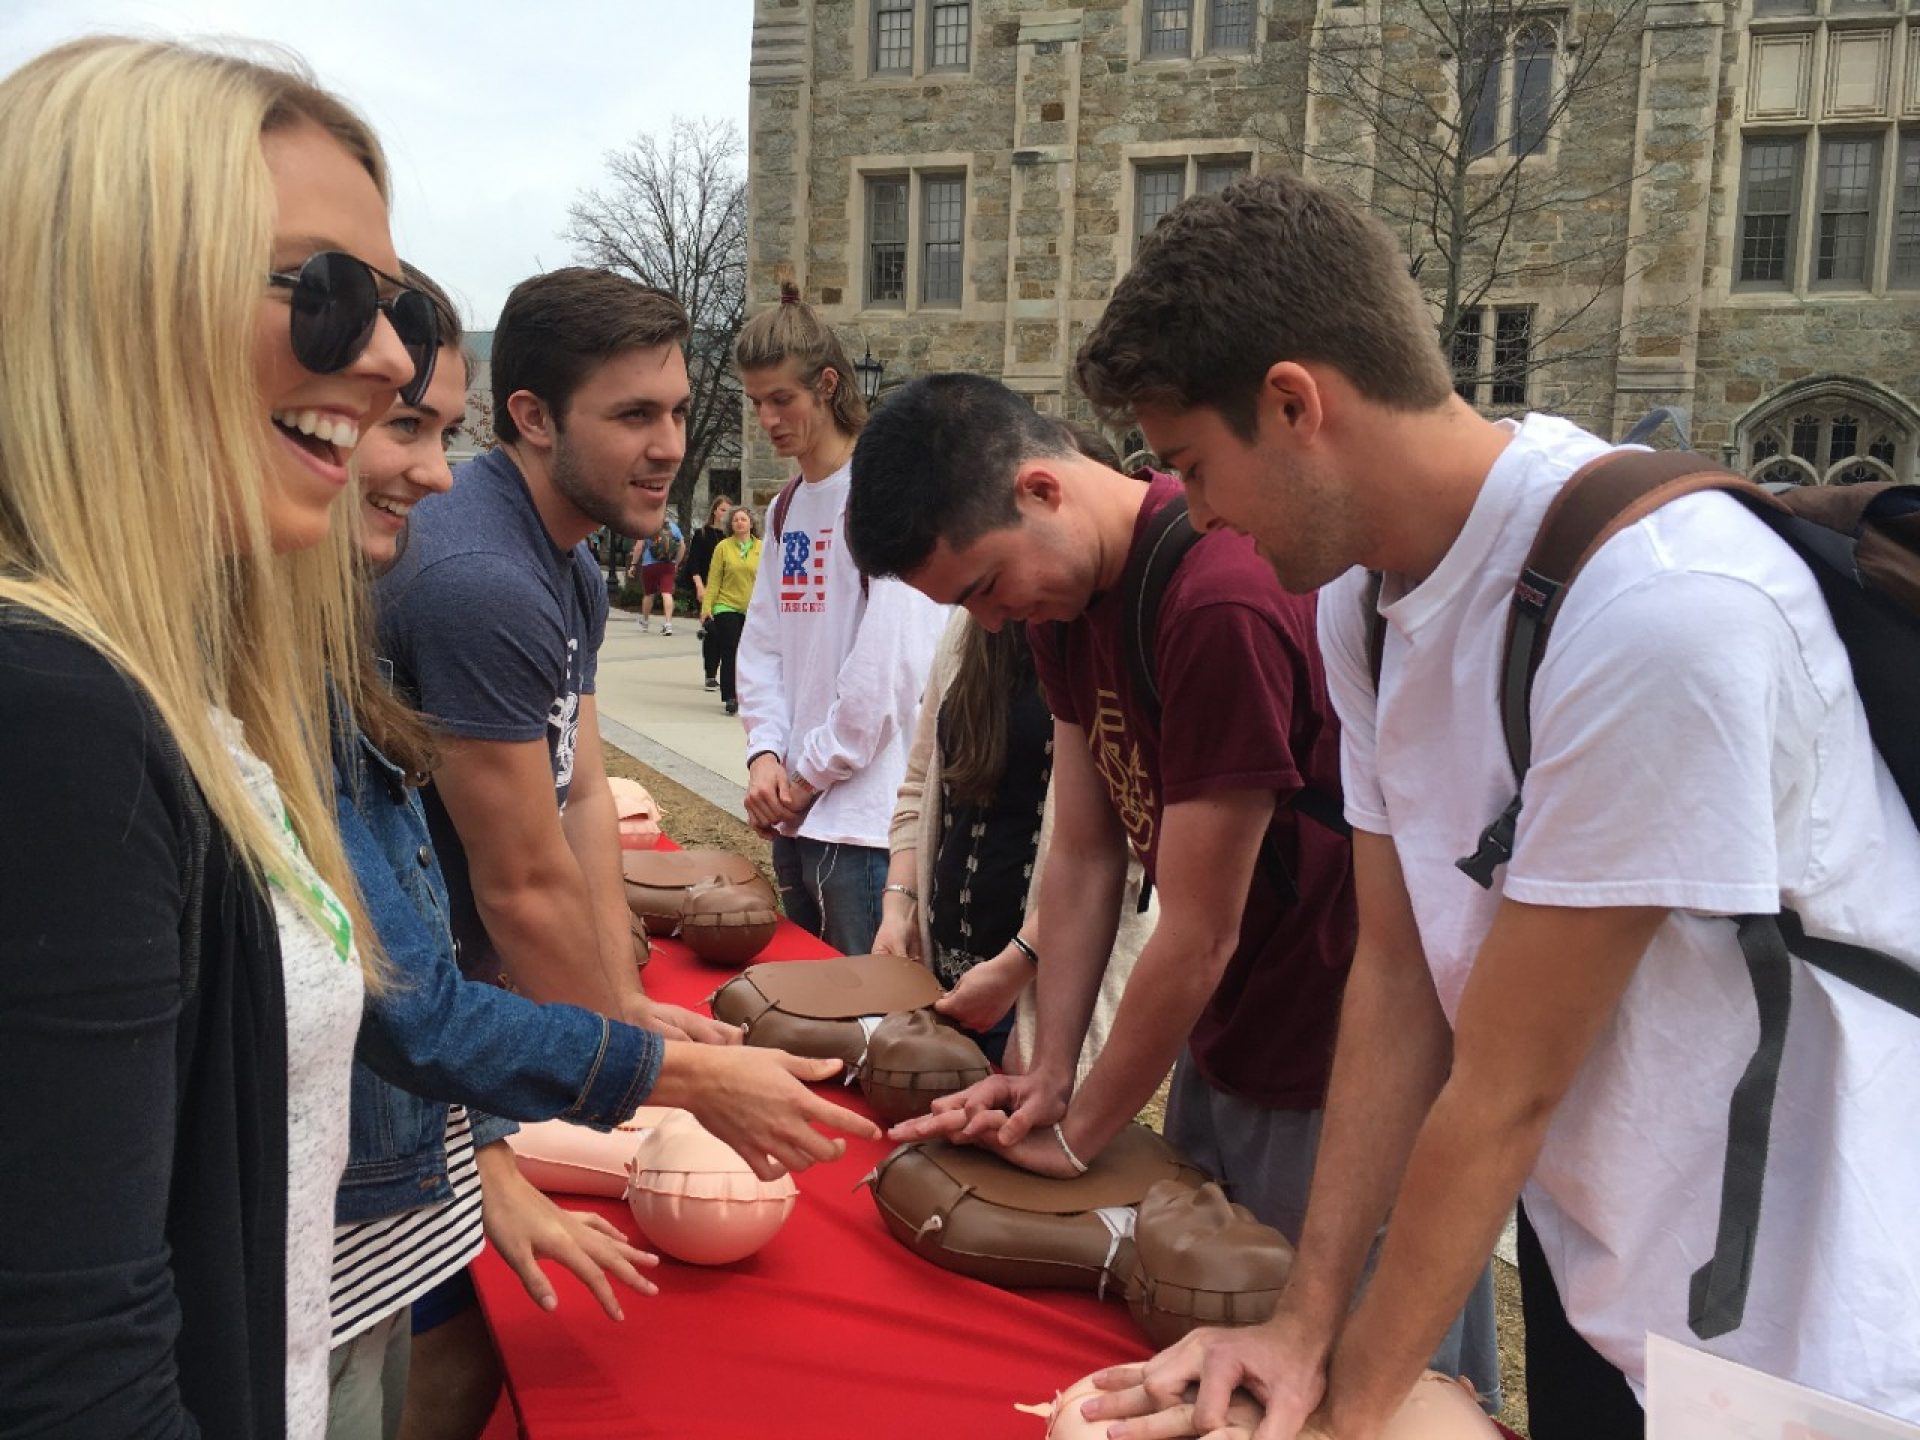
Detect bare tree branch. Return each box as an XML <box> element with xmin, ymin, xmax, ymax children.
<box><xmin>1277</xmin><ymin>0</ymin><xmax>1699</xmax><ymax>422</ymax></box>
<box><xmin>566</xmin><ymin>116</ymin><xmax>747</xmax><ymax>527</ymax></box>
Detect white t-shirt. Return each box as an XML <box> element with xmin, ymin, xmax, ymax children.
<box><xmin>215</xmin><ymin>712</ymin><xmax>366</xmax><ymax>1440</ymax></box>
<box><xmin>1319</xmin><ymin>414</ymin><xmax>1920</xmax><ymax>1418</ymax></box>
<box><xmin>736</xmin><ymin>460</ymin><xmax>949</xmax><ymax>848</ymax></box>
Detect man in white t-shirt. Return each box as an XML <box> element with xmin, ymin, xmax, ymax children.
<box><xmin>1069</xmin><ymin>171</ymin><xmax>1920</xmax><ymax>1439</ymax></box>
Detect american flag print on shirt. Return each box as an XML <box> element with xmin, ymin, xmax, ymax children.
<box><xmin>780</xmin><ymin>525</ymin><xmax>831</xmax><ymax>613</ymax></box>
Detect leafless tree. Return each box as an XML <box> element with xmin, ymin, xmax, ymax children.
<box><xmin>566</xmin><ymin>117</ymin><xmax>746</xmax><ymax>526</ymax></box>
<box><xmin>1299</xmin><ymin>0</ymin><xmax>1693</xmax><ymax>419</ymax></box>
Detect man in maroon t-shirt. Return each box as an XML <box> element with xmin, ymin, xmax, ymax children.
<box><xmin>843</xmin><ymin>373</ymin><xmax>1356</xmax><ymax>1242</ymax></box>
<box><xmin>846</xmin><ymin>376</ymin><xmax>1498</xmax><ymax>1400</ymax></box>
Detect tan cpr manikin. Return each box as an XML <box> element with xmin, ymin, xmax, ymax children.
<box><xmin>503</xmin><ymin>1105</ymin><xmax>678</xmax><ymax>1198</ymax></box>
<box><xmin>1041</xmin><ymin>1370</ymin><xmax>1500</xmax><ymax>1439</ymax></box>
<box><xmin>625</xmin><ymin>1109</ymin><xmax>798</xmax><ymax>1265</ymax></box>
<box><xmin>505</xmin><ymin>1108</ymin><xmax>798</xmax><ymax>1266</ymax></box>
<box><xmin>606</xmin><ymin>776</ymin><xmax>663</xmax><ymax>849</ymax></box>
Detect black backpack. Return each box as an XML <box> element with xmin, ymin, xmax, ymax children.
<box><xmin>1441</xmin><ymin>446</ymin><xmax>1920</xmax><ymax>1340</ymax></box>
<box><xmin>1091</xmin><ymin>492</ymin><xmax>1350</xmax><ymax>913</ymax></box>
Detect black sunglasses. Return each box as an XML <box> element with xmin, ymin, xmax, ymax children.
<box><xmin>267</xmin><ymin>251</ymin><xmax>439</xmax><ymax>408</ymax></box>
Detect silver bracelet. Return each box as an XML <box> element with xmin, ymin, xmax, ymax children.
<box><xmin>883</xmin><ymin>883</ymin><xmax>919</xmax><ymax>904</ymax></box>
<box><xmin>1053</xmin><ymin>1122</ymin><xmax>1090</xmax><ymax>1176</ymax></box>
<box><xmin>1010</xmin><ymin>934</ymin><xmax>1039</xmax><ymax>967</ymax></box>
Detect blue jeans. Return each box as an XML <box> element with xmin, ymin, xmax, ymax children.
<box><xmin>771</xmin><ymin>836</ymin><xmax>888</xmax><ymax>956</ymax></box>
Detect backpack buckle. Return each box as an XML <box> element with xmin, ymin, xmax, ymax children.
<box><xmin>1456</xmin><ymin>795</ymin><xmax>1523</xmax><ymax>890</ymax></box>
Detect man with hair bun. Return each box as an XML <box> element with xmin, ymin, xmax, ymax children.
<box><xmin>733</xmin><ymin>283</ymin><xmax>947</xmax><ymax>955</ymax></box>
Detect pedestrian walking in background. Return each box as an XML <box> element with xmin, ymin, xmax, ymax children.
<box><xmin>701</xmin><ymin>503</ymin><xmax>761</xmax><ymax>716</ymax></box>
<box><xmin>631</xmin><ymin>511</ymin><xmax>685</xmax><ymax>634</ymax></box>
<box><xmin>686</xmin><ymin>494</ymin><xmax>733</xmax><ymax>688</ymax></box>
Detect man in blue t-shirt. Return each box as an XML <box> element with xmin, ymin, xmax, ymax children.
<box><xmin>630</xmin><ymin>513</ymin><xmax>685</xmax><ymax>633</ymax></box>
<box><xmin>378</xmin><ymin>267</ymin><xmax>734</xmax><ymax>1046</ymax></box>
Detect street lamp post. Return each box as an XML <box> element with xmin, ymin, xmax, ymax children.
<box><xmin>854</xmin><ymin>343</ymin><xmax>885</xmax><ymax>405</ymax></box>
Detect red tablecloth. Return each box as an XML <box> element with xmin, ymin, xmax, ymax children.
<box><xmin>474</xmin><ymin>915</ymin><xmax>1152</xmax><ymax>1439</ymax></box>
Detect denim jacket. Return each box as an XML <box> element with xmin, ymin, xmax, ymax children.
<box><xmin>335</xmin><ymin>723</ymin><xmax>663</xmax><ymax>1224</ymax></box>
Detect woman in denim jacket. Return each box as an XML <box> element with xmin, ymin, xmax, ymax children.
<box><xmin>328</xmin><ymin>271</ymin><xmax>875</xmax><ymax>1440</ymax></box>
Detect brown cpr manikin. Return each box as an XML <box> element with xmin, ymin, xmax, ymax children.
<box><xmin>865</xmin><ymin>1126</ymin><xmax>1210</xmax><ymax>1293</ymax></box>
<box><xmin>857</xmin><ymin>1008</ymin><xmax>993</xmax><ymax>1122</ymax></box>
<box><xmin>1123</xmin><ymin>1180</ymin><xmax>1294</xmax><ymax>1346</ymax></box>
<box><xmin>708</xmin><ymin>953</ymin><xmax>946</xmax><ymax>1067</ymax></box>
<box><xmin>621</xmin><ymin>849</ymin><xmax>779</xmax><ymax>967</ymax></box>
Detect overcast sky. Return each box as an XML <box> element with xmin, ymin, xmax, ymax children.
<box><xmin>0</xmin><ymin>0</ymin><xmax>751</xmax><ymax>330</ymax></box>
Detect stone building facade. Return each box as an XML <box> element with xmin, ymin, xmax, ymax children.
<box><xmin>744</xmin><ymin>0</ymin><xmax>1919</xmax><ymax>493</ymax></box>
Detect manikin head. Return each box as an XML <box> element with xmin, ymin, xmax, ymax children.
<box><xmin>353</xmin><ymin>262</ymin><xmax>467</xmax><ymax>571</ymax></box>
<box><xmin>1076</xmin><ymin>171</ymin><xmax>1458</xmax><ymax>593</ymax></box>
<box><xmin>846</xmin><ymin>373</ymin><xmax>1140</xmax><ymax>632</ymax></box>
<box><xmin>491</xmin><ymin>266</ymin><xmax>692</xmax><ymax>545</ymax></box>
<box><xmin>735</xmin><ymin>281</ymin><xmax>868</xmax><ymax>467</ymax></box>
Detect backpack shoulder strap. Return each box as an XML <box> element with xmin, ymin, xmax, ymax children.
<box><xmin>1122</xmin><ymin>491</ymin><xmax>1205</xmax><ymax>728</ymax></box>
<box><xmin>770</xmin><ymin>476</ymin><xmax>804</xmax><ymax>541</ymax></box>
<box><xmin>1363</xmin><ymin>570</ymin><xmax>1386</xmax><ymax>692</ymax></box>
<box><xmin>1119</xmin><ymin>491</ymin><xmax>1351</xmax><ymax>918</ymax></box>
<box><xmin>1458</xmin><ymin>448</ymin><xmax>1760</xmax><ymax>885</ymax></box>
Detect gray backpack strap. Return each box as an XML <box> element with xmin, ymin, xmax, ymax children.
<box><xmin>1691</xmin><ymin>911</ymin><xmax>1920</xmax><ymax>1338</ymax></box>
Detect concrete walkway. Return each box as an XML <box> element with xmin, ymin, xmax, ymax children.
<box><xmin>593</xmin><ymin>609</ymin><xmax>755</xmax><ymax>816</ymax></box>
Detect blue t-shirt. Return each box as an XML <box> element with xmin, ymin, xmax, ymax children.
<box><xmin>375</xmin><ymin>447</ymin><xmax>608</xmax><ymax>983</ymax></box>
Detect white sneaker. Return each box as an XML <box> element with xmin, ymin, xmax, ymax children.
<box><xmin>661</xmin><ymin>624</ymin><xmax>673</xmax><ymax>635</ymax></box>
<box><xmin>637</xmin><ymin>618</ymin><xmax>650</xmax><ymax>631</ymax></box>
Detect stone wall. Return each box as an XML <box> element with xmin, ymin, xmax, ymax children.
<box><xmin>747</xmin><ymin>0</ymin><xmax>1920</xmax><ymax>484</ymax></box>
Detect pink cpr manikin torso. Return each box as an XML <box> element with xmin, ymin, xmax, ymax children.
<box><xmin>607</xmin><ymin>776</ymin><xmax>663</xmax><ymax>849</ymax></box>
<box><xmin>504</xmin><ymin>1106</ymin><xmax>676</xmax><ymax>1198</ymax></box>
<box><xmin>1042</xmin><ymin>1371</ymin><xmax>1500</xmax><ymax>1440</ymax></box>
<box><xmin>626</xmin><ymin>1109</ymin><xmax>798</xmax><ymax>1265</ymax></box>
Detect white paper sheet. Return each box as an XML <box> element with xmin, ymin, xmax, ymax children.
<box><xmin>1646</xmin><ymin>1334</ymin><xmax>1920</xmax><ymax>1440</ymax></box>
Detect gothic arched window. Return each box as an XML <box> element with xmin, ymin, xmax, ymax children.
<box><xmin>1736</xmin><ymin>379</ymin><xmax>1917</xmax><ymax>486</ymax></box>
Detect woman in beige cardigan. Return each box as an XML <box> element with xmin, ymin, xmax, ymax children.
<box><xmin>873</xmin><ymin>609</ymin><xmax>1152</xmax><ymax>1081</ymax></box>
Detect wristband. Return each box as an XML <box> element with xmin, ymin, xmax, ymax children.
<box><xmin>1053</xmin><ymin>1122</ymin><xmax>1090</xmax><ymax>1176</ymax></box>
<box><xmin>884</xmin><ymin>883</ymin><xmax>919</xmax><ymax>905</ymax></box>
<box><xmin>1009</xmin><ymin>934</ymin><xmax>1039</xmax><ymax>967</ymax></box>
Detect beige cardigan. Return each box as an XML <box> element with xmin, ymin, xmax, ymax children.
<box><xmin>888</xmin><ymin>611</ymin><xmax>1154</xmax><ymax>1084</ymax></box>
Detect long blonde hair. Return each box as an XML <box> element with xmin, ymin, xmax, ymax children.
<box><xmin>0</xmin><ymin>38</ymin><xmax>389</xmax><ymax>982</ymax></box>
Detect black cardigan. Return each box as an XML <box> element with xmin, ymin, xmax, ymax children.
<box><xmin>0</xmin><ymin>615</ymin><xmax>288</xmax><ymax>1439</ymax></box>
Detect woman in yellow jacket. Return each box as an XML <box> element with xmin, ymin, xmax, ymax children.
<box><xmin>701</xmin><ymin>503</ymin><xmax>762</xmax><ymax>715</ymax></box>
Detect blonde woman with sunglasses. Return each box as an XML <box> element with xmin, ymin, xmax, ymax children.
<box><xmin>0</xmin><ymin>39</ymin><xmax>431</xmax><ymax>1439</ymax></box>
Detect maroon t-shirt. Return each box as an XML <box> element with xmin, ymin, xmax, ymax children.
<box><xmin>1029</xmin><ymin>476</ymin><xmax>1356</xmax><ymax>1109</ymax></box>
